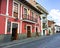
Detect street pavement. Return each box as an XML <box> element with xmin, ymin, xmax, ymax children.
<box><xmin>1</xmin><ymin>33</ymin><xmax>60</xmax><ymax>48</ymax></box>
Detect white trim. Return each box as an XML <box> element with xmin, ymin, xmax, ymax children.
<box><xmin>35</xmin><ymin>24</ymin><xmax>36</xmax><ymax>32</ymax></box>
<box><xmin>20</xmin><ymin>21</ymin><xmax>22</xmax><ymax>33</ymax></box>
<box><xmin>18</xmin><ymin>22</ymin><xmax>19</xmax><ymax>34</ymax></box>
<box><xmin>0</xmin><ymin>14</ymin><xmax>16</xmax><ymax>18</ymax></box>
<box><xmin>22</xmin><ymin>20</ymin><xmax>36</xmax><ymax>23</ymax></box>
<box><xmin>45</xmin><ymin>30</ymin><xmax>46</xmax><ymax>35</ymax></box>
<box><xmin>6</xmin><ymin>0</ymin><xmax>9</xmax><ymax>16</ymax></box>
<box><xmin>12</xmin><ymin>1</ymin><xmax>20</xmax><ymax>19</ymax></box>
<box><xmin>11</xmin><ymin>22</ymin><xmax>19</xmax><ymax>34</ymax></box>
<box><xmin>41</xmin><ymin>16</ymin><xmax>43</xmax><ymax>35</ymax></box>
<box><xmin>0</xmin><ymin>14</ymin><xmax>22</xmax><ymax>21</ymax></box>
<box><xmin>26</xmin><ymin>25</ymin><xmax>32</xmax><ymax>34</ymax></box>
<box><xmin>5</xmin><ymin>18</ymin><xmax>8</xmax><ymax>34</ymax></box>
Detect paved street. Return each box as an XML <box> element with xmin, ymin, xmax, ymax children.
<box><xmin>1</xmin><ymin>33</ymin><xmax>60</xmax><ymax>48</ymax></box>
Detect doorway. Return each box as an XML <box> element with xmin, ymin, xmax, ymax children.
<box><xmin>27</xmin><ymin>26</ymin><xmax>31</xmax><ymax>38</ymax></box>
<box><xmin>36</xmin><ymin>27</ymin><xmax>39</xmax><ymax>36</ymax></box>
<box><xmin>43</xmin><ymin>30</ymin><xmax>45</xmax><ymax>35</ymax></box>
<box><xmin>11</xmin><ymin>23</ymin><xmax>18</xmax><ymax>40</ymax></box>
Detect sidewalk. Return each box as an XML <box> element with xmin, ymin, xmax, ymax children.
<box><xmin>0</xmin><ymin>36</ymin><xmax>48</xmax><ymax>47</ymax></box>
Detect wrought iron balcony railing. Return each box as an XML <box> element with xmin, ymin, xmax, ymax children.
<box><xmin>22</xmin><ymin>14</ymin><xmax>37</xmax><ymax>22</ymax></box>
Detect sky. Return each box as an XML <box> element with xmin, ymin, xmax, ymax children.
<box><xmin>36</xmin><ymin>0</ymin><xmax>60</xmax><ymax>25</ymax></box>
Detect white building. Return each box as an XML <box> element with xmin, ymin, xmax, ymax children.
<box><xmin>55</xmin><ymin>25</ymin><xmax>60</xmax><ymax>33</ymax></box>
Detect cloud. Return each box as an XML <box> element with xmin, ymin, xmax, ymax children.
<box><xmin>48</xmin><ymin>9</ymin><xmax>60</xmax><ymax>25</ymax></box>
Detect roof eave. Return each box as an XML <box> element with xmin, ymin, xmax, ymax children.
<box><xmin>19</xmin><ymin>0</ymin><xmax>43</xmax><ymax>14</ymax></box>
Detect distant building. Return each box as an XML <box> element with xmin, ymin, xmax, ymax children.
<box><xmin>48</xmin><ymin>20</ymin><xmax>55</xmax><ymax>35</ymax></box>
<box><xmin>55</xmin><ymin>25</ymin><xmax>60</xmax><ymax>33</ymax></box>
<box><xmin>28</xmin><ymin>0</ymin><xmax>48</xmax><ymax>36</ymax></box>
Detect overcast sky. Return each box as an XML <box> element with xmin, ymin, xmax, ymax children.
<box><xmin>36</xmin><ymin>0</ymin><xmax>60</xmax><ymax>25</ymax></box>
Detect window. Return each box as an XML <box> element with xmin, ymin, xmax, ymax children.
<box><xmin>7</xmin><ymin>21</ymin><xmax>11</xmax><ymax>32</ymax></box>
<box><xmin>23</xmin><ymin>8</ymin><xmax>27</xmax><ymax>18</ymax></box>
<box><xmin>31</xmin><ymin>12</ymin><xmax>34</xmax><ymax>16</ymax></box>
<box><xmin>43</xmin><ymin>17</ymin><xmax>46</xmax><ymax>19</ymax></box>
<box><xmin>24</xmin><ymin>8</ymin><xmax>27</xmax><ymax>15</ymax></box>
<box><xmin>36</xmin><ymin>14</ymin><xmax>38</xmax><ymax>19</ymax></box>
<box><xmin>13</xmin><ymin>2</ymin><xmax>18</xmax><ymax>18</ymax></box>
<box><xmin>43</xmin><ymin>23</ymin><xmax>46</xmax><ymax>28</ymax></box>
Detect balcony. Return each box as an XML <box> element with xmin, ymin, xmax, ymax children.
<box><xmin>43</xmin><ymin>19</ymin><xmax>47</xmax><ymax>23</ymax></box>
<box><xmin>43</xmin><ymin>23</ymin><xmax>47</xmax><ymax>29</ymax></box>
<box><xmin>22</xmin><ymin>14</ymin><xmax>37</xmax><ymax>23</ymax></box>
<box><xmin>43</xmin><ymin>17</ymin><xmax>47</xmax><ymax>23</ymax></box>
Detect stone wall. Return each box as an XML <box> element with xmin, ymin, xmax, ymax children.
<box><xmin>0</xmin><ymin>34</ymin><xmax>11</xmax><ymax>43</ymax></box>
<box><xmin>0</xmin><ymin>32</ymin><xmax>41</xmax><ymax>43</ymax></box>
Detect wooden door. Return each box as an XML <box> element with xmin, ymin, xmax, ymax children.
<box><xmin>27</xmin><ymin>26</ymin><xmax>31</xmax><ymax>38</ymax></box>
<box><xmin>11</xmin><ymin>23</ymin><xmax>18</xmax><ymax>40</ymax></box>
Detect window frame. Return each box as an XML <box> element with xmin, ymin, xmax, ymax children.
<box><xmin>7</xmin><ymin>21</ymin><xmax>11</xmax><ymax>32</ymax></box>
<box><xmin>31</xmin><ymin>11</ymin><xmax>34</xmax><ymax>17</ymax></box>
<box><xmin>23</xmin><ymin>7</ymin><xmax>27</xmax><ymax>15</ymax></box>
<box><xmin>13</xmin><ymin>1</ymin><xmax>20</xmax><ymax>18</ymax></box>
<box><xmin>14</xmin><ymin>2</ymin><xmax>18</xmax><ymax>13</ymax></box>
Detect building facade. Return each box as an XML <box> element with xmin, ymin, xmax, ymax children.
<box><xmin>35</xmin><ymin>2</ymin><xmax>48</xmax><ymax>36</ymax></box>
<box><xmin>55</xmin><ymin>25</ymin><xmax>60</xmax><ymax>33</ymax></box>
<box><xmin>48</xmin><ymin>20</ymin><xmax>55</xmax><ymax>35</ymax></box>
<box><xmin>28</xmin><ymin>0</ymin><xmax>48</xmax><ymax>36</ymax></box>
<box><xmin>0</xmin><ymin>0</ymin><xmax>48</xmax><ymax>42</ymax></box>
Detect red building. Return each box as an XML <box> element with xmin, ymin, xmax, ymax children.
<box><xmin>0</xmin><ymin>0</ymin><xmax>48</xmax><ymax>42</ymax></box>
